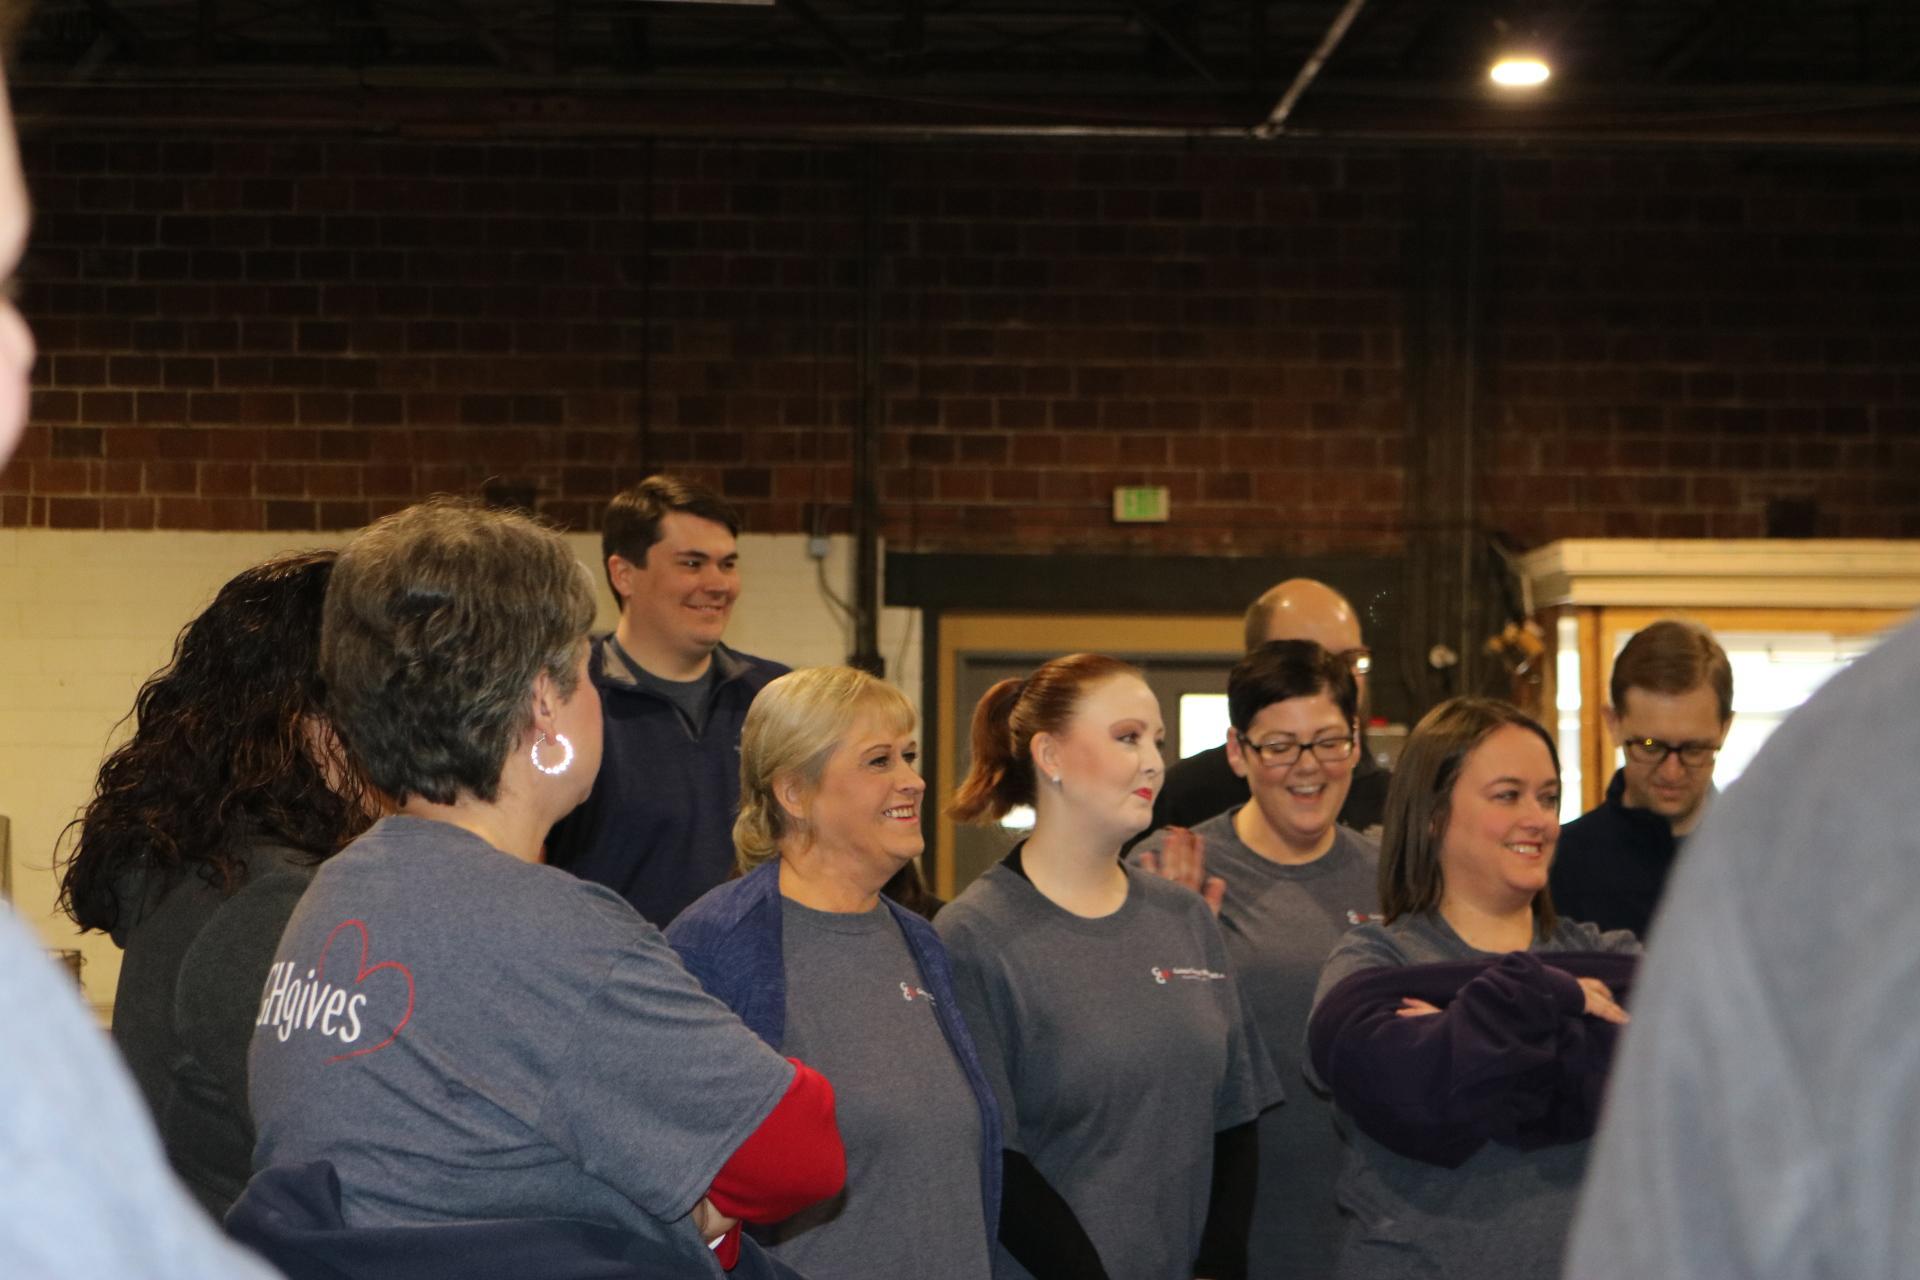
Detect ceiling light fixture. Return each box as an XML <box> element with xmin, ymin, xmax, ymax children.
<box><xmin>1489</xmin><ymin>54</ymin><xmax>1551</xmax><ymax>87</ymax></box>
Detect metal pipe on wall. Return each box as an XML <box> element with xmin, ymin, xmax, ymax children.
<box><xmin>849</xmin><ymin>143</ymin><xmax>884</xmax><ymax>676</ymax></box>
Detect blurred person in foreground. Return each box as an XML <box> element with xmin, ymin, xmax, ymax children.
<box><xmin>0</xmin><ymin>4</ymin><xmax>279</xmax><ymax>1273</ymax></box>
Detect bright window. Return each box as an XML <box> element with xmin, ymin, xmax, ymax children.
<box><xmin>1178</xmin><ymin>692</ymin><xmax>1231</xmax><ymax>760</ymax></box>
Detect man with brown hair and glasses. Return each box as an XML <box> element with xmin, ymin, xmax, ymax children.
<box><xmin>1549</xmin><ymin>618</ymin><xmax>1734</xmax><ymax>940</ymax></box>
<box><xmin>1150</xmin><ymin>578</ymin><xmax>1391</xmax><ymax>840</ymax></box>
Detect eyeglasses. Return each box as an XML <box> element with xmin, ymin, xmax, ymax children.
<box><xmin>1338</xmin><ymin>647</ymin><xmax>1373</xmax><ymax>678</ymax></box>
<box><xmin>1621</xmin><ymin>736</ymin><xmax>1719</xmax><ymax>769</ymax></box>
<box><xmin>1238</xmin><ymin>732</ymin><xmax>1357</xmax><ymax>769</ymax></box>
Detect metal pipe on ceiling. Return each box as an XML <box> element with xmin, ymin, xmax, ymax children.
<box><xmin>1253</xmin><ymin>0</ymin><xmax>1369</xmax><ymax>138</ymax></box>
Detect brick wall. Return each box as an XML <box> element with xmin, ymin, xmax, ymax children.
<box><xmin>6</xmin><ymin>129</ymin><xmax>1918</xmax><ymax>551</ymax></box>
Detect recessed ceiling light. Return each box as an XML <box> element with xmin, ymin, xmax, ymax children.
<box><xmin>1489</xmin><ymin>56</ymin><xmax>1551</xmax><ymax>88</ymax></box>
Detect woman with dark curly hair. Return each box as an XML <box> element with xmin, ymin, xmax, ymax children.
<box><xmin>58</xmin><ymin>549</ymin><xmax>376</xmax><ymax>1220</ymax></box>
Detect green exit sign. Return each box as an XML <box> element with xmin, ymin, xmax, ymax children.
<box><xmin>1112</xmin><ymin>485</ymin><xmax>1170</xmax><ymax>523</ymax></box>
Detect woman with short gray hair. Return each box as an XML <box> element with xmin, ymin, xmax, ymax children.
<box><xmin>669</xmin><ymin>665</ymin><xmax>1000</xmax><ymax>1280</ymax></box>
<box><xmin>238</xmin><ymin>498</ymin><xmax>845</xmax><ymax>1279</ymax></box>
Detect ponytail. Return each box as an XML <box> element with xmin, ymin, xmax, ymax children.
<box><xmin>949</xmin><ymin>677</ymin><xmax>1029</xmax><ymax>823</ymax></box>
<box><xmin>948</xmin><ymin>653</ymin><xmax>1141</xmax><ymax>825</ymax></box>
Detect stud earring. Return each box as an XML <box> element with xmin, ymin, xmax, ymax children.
<box><xmin>531</xmin><ymin>732</ymin><xmax>574</xmax><ymax>776</ymax></box>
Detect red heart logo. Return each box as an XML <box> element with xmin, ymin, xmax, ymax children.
<box><xmin>315</xmin><ymin>918</ymin><xmax>415</xmax><ymax>1064</ymax></box>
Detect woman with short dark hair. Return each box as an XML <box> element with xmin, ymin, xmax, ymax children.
<box><xmin>1306</xmin><ymin>697</ymin><xmax>1640</xmax><ymax>1280</ymax></box>
<box><xmin>1131</xmin><ymin>640</ymin><xmax>1378</xmax><ymax>1280</ymax></box>
<box><xmin>669</xmin><ymin>665</ymin><xmax>999</xmax><ymax>1280</ymax></box>
<box><xmin>59</xmin><ymin>550</ymin><xmax>375</xmax><ymax>1220</ymax></box>
<box><xmin>240</xmin><ymin>498</ymin><xmax>843</xmax><ymax>1278</ymax></box>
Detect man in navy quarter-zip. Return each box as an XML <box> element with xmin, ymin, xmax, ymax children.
<box><xmin>546</xmin><ymin>475</ymin><xmax>787</xmax><ymax>926</ymax></box>
<box><xmin>1549</xmin><ymin>619</ymin><xmax>1733</xmax><ymax>941</ymax></box>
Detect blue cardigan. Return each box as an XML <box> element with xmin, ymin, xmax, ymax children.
<box><xmin>666</xmin><ymin>861</ymin><xmax>1003</xmax><ymax>1246</ymax></box>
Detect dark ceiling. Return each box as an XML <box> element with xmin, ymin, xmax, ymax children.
<box><xmin>14</xmin><ymin>1</ymin><xmax>1920</xmax><ymax>146</ymax></box>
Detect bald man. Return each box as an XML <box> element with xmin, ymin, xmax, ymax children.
<box><xmin>1149</xmin><ymin>579</ymin><xmax>1391</xmax><ymax>838</ymax></box>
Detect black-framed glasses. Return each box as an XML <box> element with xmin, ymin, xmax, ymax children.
<box><xmin>1238</xmin><ymin>732</ymin><xmax>1357</xmax><ymax>769</ymax></box>
<box><xmin>1338</xmin><ymin>647</ymin><xmax>1373</xmax><ymax>678</ymax></box>
<box><xmin>1622</xmin><ymin>736</ymin><xmax>1719</xmax><ymax>768</ymax></box>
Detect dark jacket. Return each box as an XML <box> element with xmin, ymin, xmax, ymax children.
<box><xmin>1147</xmin><ymin>742</ymin><xmax>1392</xmax><ymax>843</ymax></box>
<box><xmin>1549</xmin><ymin>769</ymin><xmax>1686</xmax><ymax>940</ymax></box>
<box><xmin>111</xmin><ymin>840</ymin><xmax>317</xmax><ymax>1219</ymax></box>
<box><xmin>226</xmin><ymin>1161</ymin><xmax>809</xmax><ymax>1280</ymax></box>
<box><xmin>1307</xmin><ymin>952</ymin><xmax>1639</xmax><ymax>1168</ymax></box>
<box><xmin>666</xmin><ymin>861</ymin><xmax>1003</xmax><ymax>1250</ymax></box>
<box><xmin>546</xmin><ymin>637</ymin><xmax>787</xmax><ymax>926</ymax></box>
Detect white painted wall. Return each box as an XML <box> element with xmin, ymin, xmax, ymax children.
<box><xmin>0</xmin><ymin>528</ymin><xmax>920</xmax><ymax>1015</ymax></box>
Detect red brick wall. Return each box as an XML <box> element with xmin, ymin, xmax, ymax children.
<box><xmin>1485</xmin><ymin>151</ymin><xmax>1920</xmax><ymax>542</ymax></box>
<box><xmin>6</xmin><ymin>132</ymin><xmax>1917</xmax><ymax>550</ymax></box>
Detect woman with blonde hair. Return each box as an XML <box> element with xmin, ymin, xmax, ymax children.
<box><xmin>669</xmin><ymin>665</ymin><xmax>1000</xmax><ymax>1280</ymax></box>
<box><xmin>938</xmin><ymin>653</ymin><xmax>1279</xmax><ymax>1280</ymax></box>
<box><xmin>1305</xmin><ymin>696</ymin><xmax>1641</xmax><ymax>1279</ymax></box>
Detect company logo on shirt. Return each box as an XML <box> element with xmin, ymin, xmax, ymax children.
<box><xmin>1150</xmin><ymin>965</ymin><xmax>1227</xmax><ymax>985</ymax></box>
<box><xmin>899</xmin><ymin>981</ymin><xmax>936</xmax><ymax>1003</ymax></box>
<box><xmin>256</xmin><ymin>918</ymin><xmax>415</xmax><ymax>1064</ymax></box>
<box><xmin>1345</xmin><ymin>909</ymin><xmax>1387</xmax><ymax>925</ymax></box>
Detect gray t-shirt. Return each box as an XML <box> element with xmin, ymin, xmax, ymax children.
<box><xmin>937</xmin><ymin>859</ymin><xmax>1282</xmax><ymax>1280</ymax></box>
<box><xmin>763</xmin><ymin>898</ymin><xmax>991</xmax><ymax>1280</ymax></box>
<box><xmin>0</xmin><ymin>906</ymin><xmax>280</xmax><ymax>1280</ymax></box>
<box><xmin>1133</xmin><ymin>814</ymin><xmax>1381</xmax><ymax>1280</ymax></box>
<box><xmin>249</xmin><ymin>816</ymin><xmax>795</xmax><ymax>1273</ymax></box>
<box><xmin>1567</xmin><ymin>614</ymin><xmax>1920</xmax><ymax>1280</ymax></box>
<box><xmin>1309</xmin><ymin>911</ymin><xmax>1640</xmax><ymax>1280</ymax></box>
<box><xmin>612</xmin><ymin>636</ymin><xmax>717</xmax><ymax>736</ymax></box>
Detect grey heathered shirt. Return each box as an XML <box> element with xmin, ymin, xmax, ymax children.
<box><xmin>763</xmin><ymin>897</ymin><xmax>991</xmax><ymax>1280</ymax></box>
<box><xmin>249</xmin><ymin>816</ymin><xmax>795</xmax><ymax>1275</ymax></box>
<box><xmin>1309</xmin><ymin>911</ymin><xmax>1640</xmax><ymax>1280</ymax></box>
<box><xmin>937</xmin><ymin>859</ymin><xmax>1281</xmax><ymax>1280</ymax></box>
<box><xmin>1568</xmin><ymin>614</ymin><xmax>1920</xmax><ymax>1280</ymax></box>
<box><xmin>611</xmin><ymin>635</ymin><xmax>718</xmax><ymax>737</ymax></box>
<box><xmin>1132</xmin><ymin>813</ymin><xmax>1381</xmax><ymax>1280</ymax></box>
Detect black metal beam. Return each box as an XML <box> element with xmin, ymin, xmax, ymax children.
<box><xmin>780</xmin><ymin>0</ymin><xmax>874</xmax><ymax>75</ymax></box>
<box><xmin>1133</xmin><ymin>4</ymin><xmax>1222</xmax><ymax>84</ymax></box>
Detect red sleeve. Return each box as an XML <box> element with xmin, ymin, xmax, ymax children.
<box><xmin>707</xmin><ymin>1058</ymin><xmax>845</xmax><ymax>1222</ymax></box>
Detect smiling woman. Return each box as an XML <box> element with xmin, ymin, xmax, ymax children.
<box><xmin>668</xmin><ymin>666</ymin><xmax>1002</xmax><ymax>1280</ymax></box>
<box><xmin>1128</xmin><ymin>641</ymin><xmax>1381</xmax><ymax>1280</ymax></box>
<box><xmin>939</xmin><ymin>654</ymin><xmax>1282</xmax><ymax>1280</ymax></box>
<box><xmin>1303</xmin><ymin>697</ymin><xmax>1643</xmax><ymax>1280</ymax></box>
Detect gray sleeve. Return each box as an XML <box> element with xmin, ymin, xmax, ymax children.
<box><xmin>176</xmin><ymin>869</ymin><xmax>310</xmax><ymax>1122</ymax></box>
<box><xmin>0</xmin><ymin>911</ymin><xmax>281</xmax><ymax>1280</ymax></box>
<box><xmin>1565</xmin><ymin>885</ymin><xmax>1816</xmax><ymax>1279</ymax></box>
<box><xmin>1562</xmin><ymin>920</ymin><xmax>1645</xmax><ymax>956</ymax></box>
<box><xmin>1201</xmin><ymin>905</ymin><xmax>1285</xmax><ymax>1127</ymax></box>
<box><xmin>935</xmin><ymin>908</ymin><xmax>1025</xmax><ymax>1153</ymax></box>
<box><xmin>540</xmin><ymin>941</ymin><xmax>797</xmax><ymax>1220</ymax></box>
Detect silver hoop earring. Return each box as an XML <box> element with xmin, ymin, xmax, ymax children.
<box><xmin>531</xmin><ymin>732</ymin><xmax>574</xmax><ymax>776</ymax></box>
